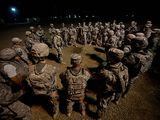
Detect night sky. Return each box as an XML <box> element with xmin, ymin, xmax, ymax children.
<box><xmin>0</xmin><ymin>0</ymin><xmax>160</xmax><ymax>22</ymax></box>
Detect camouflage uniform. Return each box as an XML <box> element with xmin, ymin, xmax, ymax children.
<box><xmin>127</xmin><ymin>21</ymin><xmax>138</xmax><ymax>34</ymax></box>
<box><xmin>61</xmin><ymin>54</ymin><xmax>91</xmax><ymax>117</ymax></box>
<box><xmin>49</xmin><ymin>24</ymin><xmax>56</xmax><ymax>41</ymax></box>
<box><xmin>97</xmin><ymin>48</ymin><xmax>128</xmax><ymax>119</ymax></box>
<box><xmin>82</xmin><ymin>22</ymin><xmax>88</xmax><ymax>45</ymax></box>
<box><xmin>123</xmin><ymin>34</ymin><xmax>136</xmax><ymax>54</ymax></box>
<box><xmin>29</xmin><ymin>26</ymin><xmax>40</xmax><ymax>42</ymax></box>
<box><xmin>69</xmin><ymin>24</ymin><xmax>77</xmax><ymax>47</ymax></box>
<box><xmin>53</xmin><ymin>29</ymin><xmax>64</xmax><ymax>63</ymax></box>
<box><xmin>122</xmin><ymin>34</ymin><xmax>153</xmax><ymax>97</ymax></box>
<box><xmin>36</xmin><ymin>25</ymin><xmax>46</xmax><ymax>43</ymax></box>
<box><xmin>28</xmin><ymin>43</ymin><xmax>59</xmax><ymax>118</ymax></box>
<box><xmin>148</xmin><ymin>29</ymin><xmax>160</xmax><ymax>52</ymax></box>
<box><xmin>87</xmin><ymin>22</ymin><xmax>93</xmax><ymax>44</ymax></box>
<box><xmin>91</xmin><ymin>26</ymin><xmax>99</xmax><ymax>45</ymax></box>
<box><xmin>105</xmin><ymin>30</ymin><xmax>118</xmax><ymax>52</ymax></box>
<box><xmin>143</xmin><ymin>21</ymin><xmax>153</xmax><ymax>39</ymax></box>
<box><xmin>76</xmin><ymin>23</ymin><xmax>83</xmax><ymax>44</ymax></box>
<box><xmin>0</xmin><ymin>48</ymin><xmax>31</xmax><ymax>120</ymax></box>
<box><xmin>11</xmin><ymin>37</ymin><xmax>30</xmax><ymax>65</ymax></box>
<box><xmin>25</xmin><ymin>31</ymin><xmax>35</xmax><ymax>52</ymax></box>
<box><xmin>61</xmin><ymin>23</ymin><xmax>69</xmax><ymax>47</ymax></box>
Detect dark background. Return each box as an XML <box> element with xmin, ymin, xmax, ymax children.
<box><xmin>0</xmin><ymin>0</ymin><xmax>160</xmax><ymax>24</ymax></box>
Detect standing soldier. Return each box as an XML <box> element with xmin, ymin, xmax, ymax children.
<box><xmin>143</xmin><ymin>21</ymin><xmax>153</xmax><ymax>39</ymax></box>
<box><xmin>0</xmin><ymin>48</ymin><xmax>31</xmax><ymax>120</ymax></box>
<box><xmin>148</xmin><ymin>28</ymin><xmax>160</xmax><ymax>52</ymax></box>
<box><xmin>53</xmin><ymin>29</ymin><xmax>64</xmax><ymax>63</ymax></box>
<box><xmin>110</xmin><ymin>20</ymin><xmax>117</xmax><ymax>31</ymax></box>
<box><xmin>61</xmin><ymin>23</ymin><xmax>69</xmax><ymax>47</ymax></box>
<box><xmin>36</xmin><ymin>25</ymin><xmax>45</xmax><ymax>43</ymax></box>
<box><xmin>60</xmin><ymin>54</ymin><xmax>91</xmax><ymax>117</ymax></box>
<box><xmin>105</xmin><ymin>30</ymin><xmax>118</xmax><ymax>52</ymax></box>
<box><xmin>76</xmin><ymin>23</ymin><xmax>83</xmax><ymax>44</ymax></box>
<box><xmin>82</xmin><ymin>22</ymin><xmax>88</xmax><ymax>45</ymax></box>
<box><xmin>29</xmin><ymin>26</ymin><xmax>40</xmax><ymax>42</ymax></box>
<box><xmin>11</xmin><ymin>37</ymin><xmax>30</xmax><ymax>64</ymax></box>
<box><xmin>96</xmin><ymin>48</ymin><xmax>128</xmax><ymax>120</ymax></box>
<box><xmin>90</xmin><ymin>24</ymin><xmax>99</xmax><ymax>46</ymax></box>
<box><xmin>25</xmin><ymin>30</ymin><xmax>40</xmax><ymax>53</ymax></box>
<box><xmin>49</xmin><ymin>23</ymin><xmax>56</xmax><ymax>41</ymax></box>
<box><xmin>87</xmin><ymin>22</ymin><xmax>94</xmax><ymax>44</ymax></box>
<box><xmin>115</xmin><ymin>25</ymin><xmax>122</xmax><ymax>48</ymax></box>
<box><xmin>69</xmin><ymin>24</ymin><xmax>77</xmax><ymax>47</ymax></box>
<box><xmin>28</xmin><ymin>43</ymin><xmax>59</xmax><ymax>118</ymax></box>
<box><xmin>126</xmin><ymin>21</ymin><xmax>138</xmax><ymax>34</ymax></box>
<box><xmin>122</xmin><ymin>33</ymin><xmax>153</xmax><ymax>97</ymax></box>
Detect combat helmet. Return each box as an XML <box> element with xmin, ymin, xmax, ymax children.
<box><xmin>71</xmin><ymin>53</ymin><xmax>82</xmax><ymax>65</ymax></box>
<box><xmin>31</xmin><ymin>43</ymin><xmax>49</xmax><ymax>57</ymax></box>
<box><xmin>107</xmin><ymin>48</ymin><xmax>124</xmax><ymax>61</ymax></box>
<box><xmin>25</xmin><ymin>31</ymin><xmax>31</xmax><ymax>36</ymax></box>
<box><xmin>11</xmin><ymin>37</ymin><xmax>22</xmax><ymax>44</ymax></box>
<box><xmin>0</xmin><ymin>48</ymin><xmax>16</xmax><ymax>60</ymax></box>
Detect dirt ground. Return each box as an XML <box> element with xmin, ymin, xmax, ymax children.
<box><xmin>0</xmin><ymin>25</ymin><xmax>160</xmax><ymax>120</ymax></box>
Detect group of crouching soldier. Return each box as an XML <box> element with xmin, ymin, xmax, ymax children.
<box><xmin>0</xmin><ymin>20</ymin><xmax>160</xmax><ymax>120</ymax></box>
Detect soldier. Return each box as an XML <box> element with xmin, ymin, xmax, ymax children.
<box><xmin>29</xmin><ymin>26</ymin><xmax>40</xmax><ymax>42</ymax></box>
<box><xmin>105</xmin><ymin>30</ymin><xmax>118</xmax><ymax>52</ymax></box>
<box><xmin>90</xmin><ymin>24</ymin><xmax>99</xmax><ymax>46</ymax></box>
<box><xmin>82</xmin><ymin>22</ymin><xmax>88</xmax><ymax>45</ymax></box>
<box><xmin>60</xmin><ymin>54</ymin><xmax>91</xmax><ymax>117</ymax></box>
<box><xmin>127</xmin><ymin>21</ymin><xmax>138</xmax><ymax>34</ymax></box>
<box><xmin>53</xmin><ymin>29</ymin><xmax>64</xmax><ymax>63</ymax></box>
<box><xmin>96</xmin><ymin>48</ymin><xmax>128</xmax><ymax>120</ymax></box>
<box><xmin>88</xmin><ymin>21</ymin><xmax>94</xmax><ymax>43</ymax></box>
<box><xmin>102</xmin><ymin>29</ymin><xmax>109</xmax><ymax>47</ymax></box>
<box><xmin>36</xmin><ymin>25</ymin><xmax>45</xmax><ymax>43</ymax></box>
<box><xmin>11</xmin><ymin>37</ymin><xmax>30</xmax><ymax>65</ymax></box>
<box><xmin>110</xmin><ymin>20</ymin><xmax>117</xmax><ymax>31</ymax></box>
<box><xmin>148</xmin><ymin>28</ymin><xmax>160</xmax><ymax>52</ymax></box>
<box><xmin>49</xmin><ymin>23</ymin><xmax>56</xmax><ymax>40</ymax></box>
<box><xmin>76</xmin><ymin>23</ymin><xmax>83</xmax><ymax>44</ymax></box>
<box><xmin>25</xmin><ymin>31</ymin><xmax>34</xmax><ymax>52</ymax></box>
<box><xmin>28</xmin><ymin>43</ymin><xmax>59</xmax><ymax>118</ymax></box>
<box><xmin>61</xmin><ymin>23</ymin><xmax>69</xmax><ymax>47</ymax></box>
<box><xmin>123</xmin><ymin>34</ymin><xmax>136</xmax><ymax>54</ymax></box>
<box><xmin>69</xmin><ymin>24</ymin><xmax>77</xmax><ymax>47</ymax></box>
<box><xmin>143</xmin><ymin>21</ymin><xmax>153</xmax><ymax>39</ymax></box>
<box><xmin>122</xmin><ymin>34</ymin><xmax>153</xmax><ymax>97</ymax></box>
<box><xmin>0</xmin><ymin>48</ymin><xmax>31</xmax><ymax>120</ymax></box>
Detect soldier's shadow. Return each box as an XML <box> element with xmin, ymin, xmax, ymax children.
<box><xmin>86</xmin><ymin>53</ymin><xmax>105</xmax><ymax>64</ymax></box>
<box><xmin>94</xmin><ymin>47</ymin><xmax>106</xmax><ymax>53</ymax></box>
<box><xmin>48</xmin><ymin>53</ymin><xmax>59</xmax><ymax>63</ymax></box>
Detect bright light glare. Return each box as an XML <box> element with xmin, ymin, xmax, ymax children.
<box><xmin>11</xmin><ymin>7</ymin><xmax>16</xmax><ymax>12</ymax></box>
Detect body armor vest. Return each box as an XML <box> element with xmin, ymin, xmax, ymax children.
<box><xmin>65</xmin><ymin>68</ymin><xmax>88</xmax><ymax>100</ymax></box>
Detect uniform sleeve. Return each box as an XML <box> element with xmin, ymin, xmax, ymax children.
<box><xmin>84</xmin><ymin>69</ymin><xmax>91</xmax><ymax>81</ymax></box>
<box><xmin>0</xmin><ymin>82</ymin><xmax>23</xmax><ymax>105</ymax></box>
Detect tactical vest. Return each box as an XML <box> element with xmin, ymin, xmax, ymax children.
<box><xmin>65</xmin><ymin>68</ymin><xmax>89</xmax><ymax>100</ymax></box>
<box><xmin>29</xmin><ymin>64</ymin><xmax>56</xmax><ymax>96</ymax></box>
<box><xmin>0</xmin><ymin>60</ymin><xmax>29</xmax><ymax>85</ymax></box>
<box><xmin>108</xmin><ymin>63</ymin><xmax>129</xmax><ymax>93</ymax></box>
